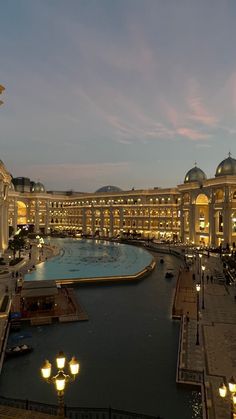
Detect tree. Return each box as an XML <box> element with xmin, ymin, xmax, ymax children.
<box><xmin>8</xmin><ymin>235</ymin><xmax>26</xmax><ymax>259</ymax></box>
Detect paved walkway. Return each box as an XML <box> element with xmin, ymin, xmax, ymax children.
<box><xmin>176</xmin><ymin>253</ymin><xmax>236</xmax><ymax>419</ymax></box>
<box><xmin>0</xmin><ymin>405</ymin><xmax>59</xmax><ymax>418</ymax></box>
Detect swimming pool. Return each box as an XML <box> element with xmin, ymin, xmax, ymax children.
<box><xmin>25</xmin><ymin>239</ymin><xmax>153</xmax><ymax>281</ymax></box>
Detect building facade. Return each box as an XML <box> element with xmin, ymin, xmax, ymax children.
<box><xmin>1</xmin><ymin>155</ymin><xmax>236</xmax><ymax>252</ymax></box>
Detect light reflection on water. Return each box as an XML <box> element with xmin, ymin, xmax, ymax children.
<box><xmin>191</xmin><ymin>391</ymin><xmax>202</xmax><ymax>418</ymax></box>
<box><xmin>0</xmin><ymin>243</ymin><xmax>202</xmax><ymax>418</ymax></box>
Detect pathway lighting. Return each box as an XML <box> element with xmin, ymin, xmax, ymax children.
<box><xmin>41</xmin><ymin>352</ymin><xmax>79</xmax><ymax>419</ymax></box>
<box><xmin>219</xmin><ymin>377</ymin><xmax>236</xmax><ymax>418</ymax></box>
<box><xmin>196</xmin><ymin>283</ymin><xmax>201</xmax><ymax>345</ymax></box>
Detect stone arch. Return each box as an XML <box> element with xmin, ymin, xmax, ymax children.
<box><xmin>195</xmin><ymin>193</ymin><xmax>209</xmax><ymax>234</ymax></box>
<box><xmin>195</xmin><ymin>193</ymin><xmax>209</xmax><ymax>205</ymax></box>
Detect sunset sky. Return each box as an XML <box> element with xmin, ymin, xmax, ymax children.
<box><xmin>1</xmin><ymin>0</ymin><xmax>236</xmax><ymax>192</ymax></box>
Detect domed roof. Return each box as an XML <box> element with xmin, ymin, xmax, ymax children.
<box><xmin>31</xmin><ymin>182</ymin><xmax>45</xmax><ymax>193</ymax></box>
<box><xmin>215</xmin><ymin>154</ymin><xmax>236</xmax><ymax>177</ymax></box>
<box><xmin>184</xmin><ymin>166</ymin><xmax>207</xmax><ymax>183</ymax></box>
<box><xmin>95</xmin><ymin>185</ymin><xmax>122</xmax><ymax>193</ymax></box>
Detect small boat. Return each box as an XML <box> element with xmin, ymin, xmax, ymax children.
<box><xmin>165</xmin><ymin>271</ymin><xmax>174</xmax><ymax>278</ymax></box>
<box><xmin>5</xmin><ymin>344</ymin><xmax>33</xmax><ymax>358</ymax></box>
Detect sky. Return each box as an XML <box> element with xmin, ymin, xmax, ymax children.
<box><xmin>1</xmin><ymin>0</ymin><xmax>236</xmax><ymax>192</ymax></box>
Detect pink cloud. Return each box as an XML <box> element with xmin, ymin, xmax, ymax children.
<box><xmin>177</xmin><ymin>127</ymin><xmax>211</xmax><ymax>141</ymax></box>
<box><xmin>187</xmin><ymin>78</ymin><xmax>218</xmax><ymax>127</ymax></box>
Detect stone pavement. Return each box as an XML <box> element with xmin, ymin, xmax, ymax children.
<box><xmin>177</xmin><ymin>253</ymin><xmax>236</xmax><ymax>419</ymax></box>
<box><xmin>0</xmin><ymin>405</ymin><xmax>59</xmax><ymax>418</ymax></box>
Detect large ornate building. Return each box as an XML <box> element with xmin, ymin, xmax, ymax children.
<box><xmin>1</xmin><ymin>154</ymin><xmax>236</xmax><ymax>252</ymax></box>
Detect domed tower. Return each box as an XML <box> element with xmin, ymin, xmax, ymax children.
<box><xmin>95</xmin><ymin>185</ymin><xmax>122</xmax><ymax>193</ymax></box>
<box><xmin>215</xmin><ymin>153</ymin><xmax>236</xmax><ymax>177</ymax></box>
<box><xmin>184</xmin><ymin>165</ymin><xmax>207</xmax><ymax>184</ymax></box>
<box><xmin>31</xmin><ymin>182</ymin><xmax>46</xmax><ymax>193</ymax></box>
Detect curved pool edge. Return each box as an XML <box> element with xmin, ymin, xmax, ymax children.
<box><xmin>51</xmin><ymin>258</ymin><xmax>156</xmax><ymax>286</ymax></box>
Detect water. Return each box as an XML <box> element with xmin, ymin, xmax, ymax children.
<box><xmin>0</xmin><ymin>242</ymin><xmax>202</xmax><ymax>418</ymax></box>
<box><xmin>25</xmin><ymin>239</ymin><xmax>153</xmax><ymax>281</ymax></box>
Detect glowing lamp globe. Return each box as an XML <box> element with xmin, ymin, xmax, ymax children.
<box><xmin>41</xmin><ymin>360</ymin><xmax>52</xmax><ymax>379</ymax></box>
<box><xmin>56</xmin><ymin>351</ymin><xmax>66</xmax><ymax>370</ymax></box>
<box><xmin>55</xmin><ymin>371</ymin><xmax>66</xmax><ymax>392</ymax></box>
<box><xmin>69</xmin><ymin>357</ymin><xmax>80</xmax><ymax>376</ymax></box>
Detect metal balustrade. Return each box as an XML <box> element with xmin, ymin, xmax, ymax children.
<box><xmin>0</xmin><ymin>396</ymin><xmax>163</xmax><ymax>419</ymax></box>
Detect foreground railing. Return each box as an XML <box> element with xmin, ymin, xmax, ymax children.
<box><xmin>0</xmin><ymin>396</ymin><xmax>163</xmax><ymax>419</ymax></box>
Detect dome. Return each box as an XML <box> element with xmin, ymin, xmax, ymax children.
<box><xmin>96</xmin><ymin>185</ymin><xmax>122</xmax><ymax>193</ymax></box>
<box><xmin>215</xmin><ymin>155</ymin><xmax>236</xmax><ymax>177</ymax></box>
<box><xmin>184</xmin><ymin>166</ymin><xmax>207</xmax><ymax>183</ymax></box>
<box><xmin>31</xmin><ymin>182</ymin><xmax>45</xmax><ymax>193</ymax></box>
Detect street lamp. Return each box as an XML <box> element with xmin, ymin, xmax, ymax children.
<box><xmin>219</xmin><ymin>377</ymin><xmax>236</xmax><ymax>418</ymax></box>
<box><xmin>41</xmin><ymin>352</ymin><xmax>80</xmax><ymax>418</ymax></box>
<box><xmin>196</xmin><ymin>283</ymin><xmax>201</xmax><ymax>345</ymax></box>
<box><xmin>202</xmin><ymin>265</ymin><xmax>205</xmax><ymax>309</ymax></box>
<box><xmin>199</xmin><ymin>253</ymin><xmax>203</xmax><ymax>278</ymax></box>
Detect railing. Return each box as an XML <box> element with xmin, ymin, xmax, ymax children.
<box><xmin>0</xmin><ymin>396</ymin><xmax>163</xmax><ymax>419</ymax></box>
<box><xmin>178</xmin><ymin>368</ymin><xmax>204</xmax><ymax>385</ymax></box>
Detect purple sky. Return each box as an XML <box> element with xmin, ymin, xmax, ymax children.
<box><xmin>1</xmin><ymin>0</ymin><xmax>236</xmax><ymax>192</ymax></box>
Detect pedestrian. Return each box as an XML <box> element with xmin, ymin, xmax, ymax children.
<box><xmin>16</xmin><ymin>271</ymin><xmax>18</xmax><ymax>278</ymax></box>
<box><xmin>206</xmin><ymin>275</ymin><xmax>209</xmax><ymax>283</ymax></box>
<box><xmin>186</xmin><ymin>311</ymin><xmax>190</xmax><ymax>323</ymax></box>
<box><xmin>210</xmin><ymin>275</ymin><xmax>213</xmax><ymax>283</ymax></box>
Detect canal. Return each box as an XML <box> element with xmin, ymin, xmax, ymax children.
<box><xmin>0</xmin><ymin>244</ymin><xmax>201</xmax><ymax>418</ymax></box>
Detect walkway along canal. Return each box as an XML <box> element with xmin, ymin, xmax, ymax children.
<box><xmin>0</xmin><ymin>244</ymin><xmax>201</xmax><ymax>419</ymax></box>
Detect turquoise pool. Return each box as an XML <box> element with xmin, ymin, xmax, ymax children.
<box><xmin>25</xmin><ymin>239</ymin><xmax>153</xmax><ymax>281</ymax></box>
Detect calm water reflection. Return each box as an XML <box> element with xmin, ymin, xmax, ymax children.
<box><xmin>0</xmin><ymin>252</ymin><xmax>202</xmax><ymax>419</ymax></box>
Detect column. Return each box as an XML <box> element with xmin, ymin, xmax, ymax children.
<box><xmin>223</xmin><ymin>186</ymin><xmax>231</xmax><ymax>245</ymax></box>
<box><xmin>119</xmin><ymin>207</ymin><xmax>123</xmax><ymax>233</ymax></box>
<box><xmin>13</xmin><ymin>199</ymin><xmax>18</xmax><ymax>233</ymax></box>
<box><xmin>34</xmin><ymin>199</ymin><xmax>40</xmax><ymax>233</ymax></box>
<box><xmin>109</xmin><ymin>207</ymin><xmax>114</xmax><ymax>237</ymax></box>
<box><xmin>45</xmin><ymin>200</ymin><xmax>50</xmax><ymax>234</ymax></box>
<box><xmin>82</xmin><ymin>208</ymin><xmax>86</xmax><ymax>234</ymax></box>
<box><xmin>208</xmin><ymin>194</ymin><xmax>216</xmax><ymax>247</ymax></box>
<box><xmin>189</xmin><ymin>201</ymin><xmax>196</xmax><ymax>243</ymax></box>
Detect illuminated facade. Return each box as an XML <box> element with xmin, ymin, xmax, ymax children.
<box><xmin>2</xmin><ymin>155</ymin><xmax>236</xmax><ymax>251</ymax></box>
<box><xmin>0</xmin><ymin>160</ymin><xmax>12</xmax><ymax>252</ymax></box>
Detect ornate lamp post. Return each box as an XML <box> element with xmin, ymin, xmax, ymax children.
<box><xmin>196</xmin><ymin>283</ymin><xmax>201</xmax><ymax>345</ymax></box>
<box><xmin>202</xmin><ymin>265</ymin><xmax>205</xmax><ymax>309</ymax></box>
<box><xmin>219</xmin><ymin>377</ymin><xmax>236</xmax><ymax>418</ymax></box>
<box><xmin>199</xmin><ymin>253</ymin><xmax>203</xmax><ymax>279</ymax></box>
<box><xmin>41</xmin><ymin>351</ymin><xmax>80</xmax><ymax>418</ymax></box>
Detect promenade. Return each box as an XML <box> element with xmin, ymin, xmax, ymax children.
<box><xmin>0</xmin><ymin>405</ymin><xmax>59</xmax><ymax>419</ymax></box>
<box><xmin>175</xmin><ymin>253</ymin><xmax>236</xmax><ymax>419</ymax></box>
